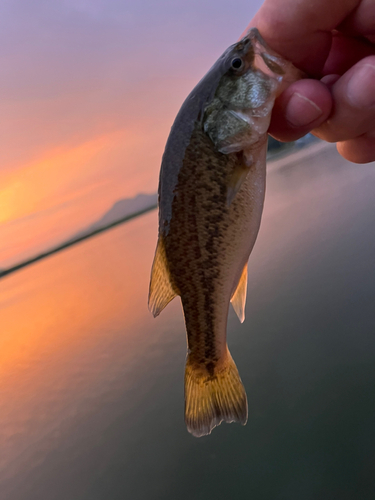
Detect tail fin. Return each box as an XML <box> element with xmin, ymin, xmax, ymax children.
<box><xmin>184</xmin><ymin>350</ymin><xmax>248</xmax><ymax>437</ymax></box>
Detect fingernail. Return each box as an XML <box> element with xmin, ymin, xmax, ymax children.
<box><xmin>286</xmin><ymin>92</ymin><xmax>323</xmax><ymax>127</ymax></box>
<box><xmin>347</xmin><ymin>64</ymin><xmax>375</xmax><ymax>108</ymax></box>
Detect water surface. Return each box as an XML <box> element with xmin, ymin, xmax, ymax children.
<box><xmin>1</xmin><ymin>144</ymin><xmax>375</xmax><ymax>499</ymax></box>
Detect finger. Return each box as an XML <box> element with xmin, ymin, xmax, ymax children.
<box><xmin>247</xmin><ymin>0</ymin><xmax>360</xmax><ymax>74</ymax></box>
<box><xmin>322</xmin><ymin>32</ymin><xmax>375</xmax><ymax>75</ymax></box>
<box><xmin>338</xmin><ymin>0</ymin><xmax>375</xmax><ymax>37</ymax></box>
<box><xmin>321</xmin><ymin>74</ymin><xmax>341</xmax><ymax>87</ymax></box>
<box><xmin>313</xmin><ymin>56</ymin><xmax>375</xmax><ymax>142</ymax></box>
<box><xmin>337</xmin><ymin>134</ymin><xmax>375</xmax><ymax>163</ymax></box>
<box><xmin>268</xmin><ymin>79</ymin><xmax>332</xmax><ymax>142</ymax></box>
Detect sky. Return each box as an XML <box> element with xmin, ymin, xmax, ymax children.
<box><xmin>0</xmin><ymin>0</ymin><xmax>263</xmax><ymax>267</ymax></box>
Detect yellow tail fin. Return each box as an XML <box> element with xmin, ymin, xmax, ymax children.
<box><xmin>184</xmin><ymin>350</ymin><xmax>248</xmax><ymax>437</ymax></box>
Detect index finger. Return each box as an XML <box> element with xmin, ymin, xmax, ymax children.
<box><xmin>246</xmin><ymin>0</ymin><xmax>360</xmax><ymax>75</ymax></box>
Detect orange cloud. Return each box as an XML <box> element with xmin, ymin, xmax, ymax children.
<box><xmin>0</xmin><ymin>122</ymin><xmax>164</xmax><ymax>266</ymax></box>
<box><xmin>0</xmin><ymin>129</ymin><xmax>139</xmax><ymax>225</ymax></box>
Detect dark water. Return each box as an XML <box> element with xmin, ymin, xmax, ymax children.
<box><xmin>1</xmin><ymin>143</ymin><xmax>375</xmax><ymax>500</ymax></box>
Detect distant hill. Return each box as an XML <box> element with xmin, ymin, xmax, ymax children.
<box><xmin>0</xmin><ymin>193</ymin><xmax>158</xmax><ymax>279</ymax></box>
<box><xmin>72</xmin><ymin>192</ymin><xmax>157</xmax><ymax>240</ymax></box>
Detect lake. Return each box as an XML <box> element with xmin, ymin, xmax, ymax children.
<box><xmin>1</xmin><ymin>143</ymin><xmax>375</xmax><ymax>500</ymax></box>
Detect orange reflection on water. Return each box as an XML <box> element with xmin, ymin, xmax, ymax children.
<box><xmin>0</xmin><ymin>212</ymin><xmax>159</xmax><ymax>471</ymax></box>
<box><xmin>0</xmin><ymin>212</ymin><xmax>157</xmax><ymax>370</ymax></box>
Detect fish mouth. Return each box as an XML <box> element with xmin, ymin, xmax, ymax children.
<box><xmin>229</xmin><ymin>110</ymin><xmax>252</xmax><ymax>125</ymax></box>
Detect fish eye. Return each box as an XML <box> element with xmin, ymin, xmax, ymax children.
<box><xmin>231</xmin><ymin>58</ymin><xmax>243</xmax><ymax>70</ymax></box>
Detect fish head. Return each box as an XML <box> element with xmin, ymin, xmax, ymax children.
<box><xmin>203</xmin><ymin>28</ymin><xmax>303</xmax><ymax>154</ymax></box>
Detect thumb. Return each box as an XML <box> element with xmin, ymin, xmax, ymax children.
<box><xmin>268</xmin><ymin>79</ymin><xmax>333</xmax><ymax>141</ymax></box>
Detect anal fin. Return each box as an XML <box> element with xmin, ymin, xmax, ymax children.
<box><xmin>230</xmin><ymin>264</ymin><xmax>248</xmax><ymax>323</ymax></box>
<box><xmin>148</xmin><ymin>236</ymin><xmax>178</xmax><ymax>317</ymax></box>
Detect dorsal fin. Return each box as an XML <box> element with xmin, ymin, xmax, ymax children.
<box><xmin>148</xmin><ymin>236</ymin><xmax>178</xmax><ymax>317</ymax></box>
<box><xmin>230</xmin><ymin>264</ymin><xmax>248</xmax><ymax>323</ymax></box>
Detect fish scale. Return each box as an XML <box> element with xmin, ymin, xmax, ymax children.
<box><xmin>167</xmin><ymin>128</ymin><xmax>233</xmax><ymax>360</ymax></box>
<box><xmin>148</xmin><ymin>28</ymin><xmax>303</xmax><ymax>437</ymax></box>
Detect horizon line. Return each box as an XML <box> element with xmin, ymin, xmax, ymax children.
<box><xmin>0</xmin><ymin>202</ymin><xmax>158</xmax><ymax>281</ymax></box>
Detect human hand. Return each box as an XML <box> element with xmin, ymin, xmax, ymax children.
<box><xmin>246</xmin><ymin>0</ymin><xmax>375</xmax><ymax>163</ymax></box>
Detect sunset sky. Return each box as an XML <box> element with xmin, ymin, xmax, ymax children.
<box><xmin>0</xmin><ymin>0</ymin><xmax>263</xmax><ymax>267</ymax></box>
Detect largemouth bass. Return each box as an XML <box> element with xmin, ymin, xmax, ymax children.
<box><xmin>149</xmin><ymin>28</ymin><xmax>303</xmax><ymax>437</ymax></box>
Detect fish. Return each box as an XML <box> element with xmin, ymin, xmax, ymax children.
<box><xmin>148</xmin><ymin>28</ymin><xmax>303</xmax><ymax>437</ymax></box>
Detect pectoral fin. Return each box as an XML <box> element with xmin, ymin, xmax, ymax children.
<box><xmin>148</xmin><ymin>236</ymin><xmax>178</xmax><ymax>317</ymax></box>
<box><xmin>230</xmin><ymin>264</ymin><xmax>248</xmax><ymax>323</ymax></box>
<box><xmin>227</xmin><ymin>160</ymin><xmax>251</xmax><ymax>205</ymax></box>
